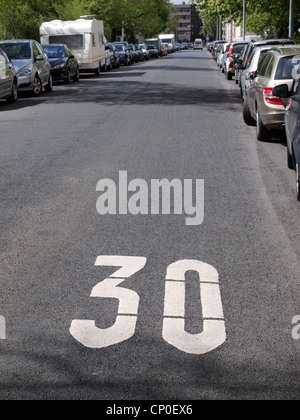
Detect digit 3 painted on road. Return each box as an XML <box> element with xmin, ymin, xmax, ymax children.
<box><xmin>70</xmin><ymin>256</ymin><xmax>147</xmax><ymax>349</ymax></box>
<box><xmin>70</xmin><ymin>256</ymin><xmax>227</xmax><ymax>355</ymax></box>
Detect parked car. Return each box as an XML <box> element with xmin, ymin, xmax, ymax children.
<box><xmin>146</xmin><ymin>45</ymin><xmax>159</xmax><ymax>59</ymax></box>
<box><xmin>247</xmin><ymin>46</ymin><xmax>300</xmax><ymax>141</ymax></box>
<box><xmin>114</xmin><ymin>44</ymin><xmax>130</xmax><ymax>66</ymax></box>
<box><xmin>235</xmin><ymin>39</ymin><xmax>296</xmax><ymax>91</ymax></box>
<box><xmin>212</xmin><ymin>40</ymin><xmax>226</xmax><ymax>60</ymax></box>
<box><xmin>134</xmin><ymin>45</ymin><xmax>144</xmax><ymax>62</ymax></box>
<box><xmin>114</xmin><ymin>42</ymin><xmax>133</xmax><ymax>64</ymax></box>
<box><xmin>0</xmin><ymin>40</ymin><xmax>52</xmax><ymax>96</ymax></box>
<box><xmin>108</xmin><ymin>43</ymin><xmax>120</xmax><ymax>69</ymax></box>
<box><xmin>103</xmin><ymin>42</ymin><xmax>112</xmax><ymax>72</ymax></box>
<box><xmin>42</xmin><ymin>44</ymin><xmax>79</xmax><ymax>83</ymax></box>
<box><xmin>129</xmin><ymin>44</ymin><xmax>139</xmax><ymax>64</ymax></box>
<box><xmin>225</xmin><ymin>42</ymin><xmax>248</xmax><ymax>80</ymax></box>
<box><xmin>162</xmin><ymin>43</ymin><xmax>172</xmax><ymax>55</ymax></box>
<box><xmin>275</xmin><ymin>64</ymin><xmax>300</xmax><ymax>200</ymax></box>
<box><xmin>217</xmin><ymin>43</ymin><xmax>229</xmax><ymax>68</ymax></box>
<box><xmin>161</xmin><ymin>44</ymin><xmax>168</xmax><ymax>56</ymax></box>
<box><xmin>0</xmin><ymin>48</ymin><xmax>18</xmax><ymax>103</ymax></box>
<box><xmin>139</xmin><ymin>44</ymin><xmax>150</xmax><ymax>61</ymax></box>
<box><xmin>241</xmin><ymin>46</ymin><xmax>275</xmax><ymax>125</ymax></box>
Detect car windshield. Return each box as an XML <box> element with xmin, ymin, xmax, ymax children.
<box><xmin>0</xmin><ymin>42</ymin><xmax>31</xmax><ymax>60</ymax></box>
<box><xmin>276</xmin><ymin>55</ymin><xmax>300</xmax><ymax>80</ymax></box>
<box><xmin>115</xmin><ymin>45</ymin><xmax>124</xmax><ymax>52</ymax></box>
<box><xmin>43</xmin><ymin>46</ymin><xmax>65</xmax><ymax>58</ymax></box>
<box><xmin>147</xmin><ymin>45</ymin><xmax>156</xmax><ymax>50</ymax></box>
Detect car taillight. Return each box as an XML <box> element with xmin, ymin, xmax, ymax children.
<box><xmin>264</xmin><ymin>88</ymin><xmax>283</xmax><ymax>106</ymax></box>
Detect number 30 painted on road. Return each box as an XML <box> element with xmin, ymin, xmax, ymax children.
<box><xmin>70</xmin><ymin>256</ymin><xmax>226</xmax><ymax>355</ymax></box>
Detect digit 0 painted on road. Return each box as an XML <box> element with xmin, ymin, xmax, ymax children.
<box><xmin>70</xmin><ymin>256</ymin><xmax>227</xmax><ymax>355</ymax></box>
<box><xmin>163</xmin><ymin>260</ymin><xmax>226</xmax><ymax>355</ymax></box>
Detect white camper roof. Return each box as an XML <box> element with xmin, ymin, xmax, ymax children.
<box><xmin>40</xmin><ymin>19</ymin><xmax>102</xmax><ymax>35</ymax></box>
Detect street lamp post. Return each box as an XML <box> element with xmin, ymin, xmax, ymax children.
<box><xmin>289</xmin><ymin>0</ymin><xmax>294</xmax><ymax>40</ymax></box>
<box><xmin>243</xmin><ymin>0</ymin><xmax>246</xmax><ymax>41</ymax></box>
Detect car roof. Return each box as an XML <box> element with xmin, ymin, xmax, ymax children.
<box><xmin>251</xmin><ymin>39</ymin><xmax>295</xmax><ymax>46</ymax></box>
<box><xmin>0</xmin><ymin>40</ymin><xmax>33</xmax><ymax>43</ymax></box>
<box><xmin>269</xmin><ymin>46</ymin><xmax>300</xmax><ymax>55</ymax></box>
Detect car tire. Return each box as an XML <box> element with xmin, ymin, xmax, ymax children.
<box><xmin>243</xmin><ymin>98</ymin><xmax>256</xmax><ymax>126</ymax></box>
<box><xmin>64</xmin><ymin>70</ymin><xmax>72</xmax><ymax>84</ymax></box>
<box><xmin>73</xmin><ymin>68</ymin><xmax>80</xmax><ymax>82</ymax></box>
<box><xmin>94</xmin><ymin>64</ymin><xmax>101</xmax><ymax>76</ymax></box>
<box><xmin>226</xmin><ymin>71</ymin><xmax>232</xmax><ymax>80</ymax></box>
<box><xmin>287</xmin><ymin>146</ymin><xmax>294</xmax><ymax>170</ymax></box>
<box><xmin>256</xmin><ymin>110</ymin><xmax>272</xmax><ymax>142</ymax></box>
<box><xmin>32</xmin><ymin>75</ymin><xmax>42</xmax><ymax>96</ymax></box>
<box><xmin>45</xmin><ymin>74</ymin><xmax>53</xmax><ymax>92</ymax></box>
<box><xmin>6</xmin><ymin>79</ymin><xmax>18</xmax><ymax>104</ymax></box>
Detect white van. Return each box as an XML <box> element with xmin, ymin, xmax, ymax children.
<box><xmin>159</xmin><ymin>34</ymin><xmax>175</xmax><ymax>53</ymax></box>
<box><xmin>40</xmin><ymin>18</ymin><xmax>106</xmax><ymax>75</ymax></box>
<box><xmin>194</xmin><ymin>39</ymin><xmax>203</xmax><ymax>51</ymax></box>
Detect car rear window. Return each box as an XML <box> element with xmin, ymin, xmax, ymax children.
<box><xmin>275</xmin><ymin>55</ymin><xmax>300</xmax><ymax>80</ymax></box>
<box><xmin>233</xmin><ymin>44</ymin><xmax>247</xmax><ymax>54</ymax></box>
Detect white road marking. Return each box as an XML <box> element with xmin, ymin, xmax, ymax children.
<box><xmin>163</xmin><ymin>260</ymin><xmax>226</xmax><ymax>355</ymax></box>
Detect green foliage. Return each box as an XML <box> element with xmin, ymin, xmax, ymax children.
<box><xmin>0</xmin><ymin>0</ymin><xmax>173</xmax><ymax>41</ymax></box>
<box><xmin>192</xmin><ymin>0</ymin><xmax>300</xmax><ymax>40</ymax></box>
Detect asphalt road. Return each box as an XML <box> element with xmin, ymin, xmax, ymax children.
<box><xmin>0</xmin><ymin>50</ymin><xmax>300</xmax><ymax>400</ymax></box>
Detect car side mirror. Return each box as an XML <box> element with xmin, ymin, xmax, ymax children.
<box><xmin>69</xmin><ymin>55</ymin><xmax>75</xmax><ymax>59</ymax></box>
<box><xmin>35</xmin><ymin>55</ymin><xmax>44</xmax><ymax>61</ymax></box>
<box><xmin>272</xmin><ymin>84</ymin><xmax>290</xmax><ymax>98</ymax></box>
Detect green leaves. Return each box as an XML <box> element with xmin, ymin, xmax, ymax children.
<box><xmin>0</xmin><ymin>0</ymin><xmax>173</xmax><ymax>41</ymax></box>
<box><xmin>192</xmin><ymin>0</ymin><xmax>300</xmax><ymax>39</ymax></box>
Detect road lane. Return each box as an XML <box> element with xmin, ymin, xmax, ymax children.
<box><xmin>0</xmin><ymin>50</ymin><xmax>299</xmax><ymax>400</ymax></box>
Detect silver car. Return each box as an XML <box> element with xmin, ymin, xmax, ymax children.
<box><xmin>0</xmin><ymin>40</ymin><xmax>53</xmax><ymax>96</ymax></box>
<box><xmin>242</xmin><ymin>46</ymin><xmax>274</xmax><ymax>125</ymax></box>
<box><xmin>0</xmin><ymin>48</ymin><xmax>18</xmax><ymax>103</ymax></box>
<box><xmin>247</xmin><ymin>46</ymin><xmax>300</xmax><ymax>141</ymax></box>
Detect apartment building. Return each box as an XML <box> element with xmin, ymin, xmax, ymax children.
<box><xmin>175</xmin><ymin>2</ymin><xmax>203</xmax><ymax>42</ymax></box>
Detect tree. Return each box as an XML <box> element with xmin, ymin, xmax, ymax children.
<box><xmin>191</xmin><ymin>0</ymin><xmax>300</xmax><ymax>40</ymax></box>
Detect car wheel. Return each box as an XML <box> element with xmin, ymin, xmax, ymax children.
<box><xmin>64</xmin><ymin>70</ymin><xmax>72</xmax><ymax>84</ymax></box>
<box><xmin>73</xmin><ymin>68</ymin><xmax>80</xmax><ymax>82</ymax></box>
<box><xmin>45</xmin><ymin>74</ymin><xmax>53</xmax><ymax>92</ymax></box>
<box><xmin>256</xmin><ymin>110</ymin><xmax>271</xmax><ymax>142</ymax></box>
<box><xmin>32</xmin><ymin>75</ymin><xmax>42</xmax><ymax>96</ymax></box>
<box><xmin>296</xmin><ymin>163</ymin><xmax>300</xmax><ymax>201</ymax></box>
<box><xmin>94</xmin><ymin>65</ymin><xmax>101</xmax><ymax>76</ymax></box>
<box><xmin>226</xmin><ymin>71</ymin><xmax>232</xmax><ymax>80</ymax></box>
<box><xmin>287</xmin><ymin>145</ymin><xmax>294</xmax><ymax>170</ymax></box>
<box><xmin>6</xmin><ymin>79</ymin><xmax>18</xmax><ymax>103</ymax></box>
<box><xmin>243</xmin><ymin>98</ymin><xmax>256</xmax><ymax>126</ymax></box>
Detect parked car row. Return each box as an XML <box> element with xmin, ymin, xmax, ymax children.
<box><xmin>210</xmin><ymin>38</ymin><xmax>300</xmax><ymax>201</ymax></box>
<box><xmin>0</xmin><ymin>37</ymin><xmax>178</xmax><ymax>104</ymax></box>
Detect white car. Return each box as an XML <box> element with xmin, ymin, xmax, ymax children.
<box><xmin>194</xmin><ymin>39</ymin><xmax>203</xmax><ymax>51</ymax></box>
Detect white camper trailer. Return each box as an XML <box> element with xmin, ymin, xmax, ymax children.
<box><xmin>40</xmin><ymin>18</ymin><xmax>106</xmax><ymax>74</ymax></box>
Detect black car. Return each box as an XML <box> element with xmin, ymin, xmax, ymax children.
<box><xmin>108</xmin><ymin>44</ymin><xmax>120</xmax><ymax>69</ymax></box>
<box><xmin>275</xmin><ymin>66</ymin><xmax>300</xmax><ymax>201</ymax></box>
<box><xmin>43</xmin><ymin>44</ymin><xmax>79</xmax><ymax>84</ymax></box>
